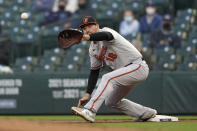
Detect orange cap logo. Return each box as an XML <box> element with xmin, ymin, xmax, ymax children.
<box><xmin>83</xmin><ymin>17</ymin><xmax>89</xmax><ymax>24</ymax></box>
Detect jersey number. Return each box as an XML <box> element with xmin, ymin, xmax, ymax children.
<box><xmin>96</xmin><ymin>46</ymin><xmax>117</xmax><ymax>62</ymax></box>
<box><xmin>106</xmin><ymin>53</ymin><xmax>117</xmax><ymax>61</ymax></box>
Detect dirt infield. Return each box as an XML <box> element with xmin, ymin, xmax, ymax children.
<box><xmin>0</xmin><ymin>119</ymin><xmax>146</xmax><ymax>131</ymax></box>
<box><xmin>0</xmin><ymin>119</ymin><xmax>196</xmax><ymax>131</ymax></box>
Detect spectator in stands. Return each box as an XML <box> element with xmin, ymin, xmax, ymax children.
<box><xmin>53</xmin><ymin>0</ymin><xmax>78</xmax><ymax>13</ymax></box>
<box><xmin>139</xmin><ymin>1</ymin><xmax>162</xmax><ymax>34</ymax></box>
<box><xmin>64</xmin><ymin>0</ymin><xmax>94</xmax><ymax>28</ymax></box>
<box><xmin>119</xmin><ymin>10</ymin><xmax>139</xmax><ymax>36</ymax></box>
<box><xmin>39</xmin><ymin>0</ymin><xmax>71</xmax><ymax>26</ymax></box>
<box><xmin>74</xmin><ymin>0</ymin><xmax>93</xmax><ymax>17</ymax></box>
<box><xmin>33</xmin><ymin>0</ymin><xmax>55</xmax><ymax>12</ymax></box>
<box><xmin>150</xmin><ymin>14</ymin><xmax>181</xmax><ymax>49</ymax></box>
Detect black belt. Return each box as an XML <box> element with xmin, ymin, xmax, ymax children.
<box><xmin>124</xmin><ymin>58</ymin><xmax>144</xmax><ymax>67</ymax></box>
<box><xmin>124</xmin><ymin>62</ymin><xmax>133</xmax><ymax>67</ymax></box>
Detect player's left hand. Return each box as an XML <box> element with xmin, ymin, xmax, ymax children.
<box><xmin>77</xmin><ymin>93</ymin><xmax>91</xmax><ymax>107</ymax></box>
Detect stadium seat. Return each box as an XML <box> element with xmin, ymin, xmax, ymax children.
<box><xmin>188</xmin><ymin>31</ymin><xmax>197</xmax><ymax>45</ymax></box>
<box><xmin>177</xmin><ymin>63</ymin><xmax>197</xmax><ymax>71</ymax></box>
<box><xmin>183</xmin><ymin>54</ymin><xmax>197</xmax><ymax>63</ymax></box>
<box><xmin>13</xmin><ymin>64</ymin><xmax>33</xmax><ymax>73</ymax></box>
<box><xmin>153</xmin><ymin>46</ymin><xmax>175</xmax><ymax>57</ymax></box>
<box><xmin>56</xmin><ymin>65</ymin><xmax>79</xmax><ymax>73</ymax></box>
<box><xmin>142</xmin><ymin>46</ymin><xmax>152</xmax><ymax>57</ymax></box>
<box><xmin>15</xmin><ymin>56</ymin><xmax>39</xmax><ymax>66</ymax></box>
<box><xmin>39</xmin><ymin>56</ymin><xmax>61</xmax><ymax>66</ymax></box>
<box><xmin>141</xmin><ymin>34</ymin><xmax>151</xmax><ymax>44</ymax></box>
<box><xmin>34</xmin><ymin>64</ymin><xmax>56</xmax><ymax>73</ymax></box>
<box><xmin>157</xmin><ymin>60</ymin><xmax>176</xmax><ymax>71</ymax></box>
<box><xmin>176</xmin><ymin>9</ymin><xmax>193</xmax><ymax>18</ymax></box>
<box><xmin>148</xmin><ymin>54</ymin><xmax>159</xmax><ymax>71</ymax></box>
<box><xmin>90</xmin><ymin>0</ymin><xmax>107</xmax><ymax>10</ymax></box>
<box><xmin>177</xmin><ymin>45</ymin><xmax>196</xmax><ymax>57</ymax></box>
<box><xmin>123</xmin><ymin>34</ymin><xmax>137</xmax><ymax>41</ymax></box>
<box><xmin>1</xmin><ymin>0</ymin><xmax>14</xmax><ymax>8</ymax></box>
<box><xmin>160</xmin><ymin>54</ymin><xmax>183</xmax><ymax>64</ymax></box>
<box><xmin>43</xmin><ymin>48</ymin><xmax>64</xmax><ymax>58</ymax></box>
<box><xmin>122</xmin><ymin>0</ymin><xmax>144</xmax><ymax>16</ymax></box>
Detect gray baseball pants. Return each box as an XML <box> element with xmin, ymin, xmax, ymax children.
<box><xmin>84</xmin><ymin>60</ymin><xmax>156</xmax><ymax>119</ymax></box>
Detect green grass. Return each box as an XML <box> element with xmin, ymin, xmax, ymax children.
<box><xmin>93</xmin><ymin>122</ymin><xmax>197</xmax><ymax>131</ymax></box>
<box><xmin>0</xmin><ymin>115</ymin><xmax>196</xmax><ymax>121</ymax></box>
<box><xmin>0</xmin><ymin>115</ymin><xmax>197</xmax><ymax>131</ymax></box>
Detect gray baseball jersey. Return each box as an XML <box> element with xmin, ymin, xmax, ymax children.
<box><xmin>89</xmin><ymin>27</ymin><xmax>142</xmax><ymax>70</ymax></box>
<box><xmin>84</xmin><ymin>27</ymin><xmax>156</xmax><ymax>119</ymax></box>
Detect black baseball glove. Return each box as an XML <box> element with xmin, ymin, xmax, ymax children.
<box><xmin>58</xmin><ymin>28</ymin><xmax>83</xmax><ymax>48</ymax></box>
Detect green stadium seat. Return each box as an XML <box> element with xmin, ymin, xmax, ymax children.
<box><xmin>79</xmin><ymin>57</ymin><xmax>90</xmax><ymax>72</ymax></box>
<box><xmin>16</xmin><ymin>0</ymin><xmax>33</xmax><ymax>9</ymax></box>
<box><xmin>157</xmin><ymin>60</ymin><xmax>176</xmax><ymax>71</ymax></box>
<box><xmin>122</xmin><ymin>0</ymin><xmax>144</xmax><ymax>16</ymax></box>
<box><xmin>177</xmin><ymin>63</ymin><xmax>197</xmax><ymax>71</ymax></box>
<box><xmin>142</xmin><ymin>47</ymin><xmax>152</xmax><ymax>57</ymax></box>
<box><xmin>13</xmin><ymin>64</ymin><xmax>33</xmax><ymax>73</ymax></box>
<box><xmin>123</xmin><ymin>34</ymin><xmax>134</xmax><ymax>41</ymax></box>
<box><xmin>188</xmin><ymin>31</ymin><xmax>197</xmax><ymax>44</ymax></box>
<box><xmin>39</xmin><ymin>56</ymin><xmax>61</xmax><ymax>66</ymax></box>
<box><xmin>177</xmin><ymin>45</ymin><xmax>196</xmax><ymax>57</ymax></box>
<box><xmin>60</xmin><ymin>44</ymin><xmax>87</xmax><ymax>72</ymax></box>
<box><xmin>183</xmin><ymin>55</ymin><xmax>197</xmax><ymax>64</ymax></box>
<box><xmin>15</xmin><ymin>56</ymin><xmax>39</xmax><ymax>66</ymax></box>
<box><xmin>149</xmin><ymin>54</ymin><xmax>159</xmax><ymax>70</ymax></box>
<box><xmin>172</xmin><ymin>54</ymin><xmax>183</xmax><ymax>64</ymax></box>
<box><xmin>160</xmin><ymin>54</ymin><xmax>183</xmax><ymax>64</ymax></box>
<box><xmin>33</xmin><ymin>65</ymin><xmax>56</xmax><ymax>73</ymax></box>
<box><xmin>56</xmin><ymin>65</ymin><xmax>79</xmax><ymax>73</ymax></box>
<box><xmin>163</xmin><ymin>62</ymin><xmax>176</xmax><ymax>71</ymax></box>
<box><xmin>153</xmin><ymin>46</ymin><xmax>175</xmax><ymax>57</ymax></box>
<box><xmin>0</xmin><ymin>6</ymin><xmax>5</xmax><ymax>14</ymax></box>
<box><xmin>43</xmin><ymin>48</ymin><xmax>64</xmax><ymax>58</ymax></box>
<box><xmin>62</xmin><ymin>54</ymin><xmax>80</xmax><ymax>66</ymax></box>
<box><xmin>1</xmin><ymin>0</ymin><xmax>14</xmax><ymax>8</ymax></box>
<box><xmin>176</xmin><ymin>9</ymin><xmax>193</xmax><ymax>18</ymax></box>
<box><xmin>141</xmin><ymin>34</ymin><xmax>151</xmax><ymax>43</ymax></box>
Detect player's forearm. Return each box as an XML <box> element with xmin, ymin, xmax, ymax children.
<box><xmin>82</xmin><ymin>32</ymin><xmax>114</xmax><ymax>42</ymax></box>
<box><xmin>90</xmin><ymin>32</ymin><xmax>114</xmax><ymax>41</ymax></box>
<box><xmin>86</xmin><ymin>69</ymin><xmax>100</xmax><ymax>94</ymax></box>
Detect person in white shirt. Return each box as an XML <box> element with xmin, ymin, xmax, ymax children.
<box><xmin>119</xmin><ymin>10</ymin><xmax>139</xmax><ymax>36</ymax></box>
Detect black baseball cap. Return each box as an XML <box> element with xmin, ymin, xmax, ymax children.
<box><xmin>162</xmin><ymin>14</ymin><xmax>173</xmax><ymax>22</ymax></box>
<box><xmin>79</xmin><ymin>16</ymin><xmax>97</xmax><ymax>29</ymax></box>
<box><xmin>146</xmin><ymin>1</ymin><xmax>156</xmax><ymax>7</ymax></box>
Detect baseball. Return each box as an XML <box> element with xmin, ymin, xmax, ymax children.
<box><xmin>21</xmin><ymin>12</ymin><xmax>29</xmax><ymax>19</ymax></box>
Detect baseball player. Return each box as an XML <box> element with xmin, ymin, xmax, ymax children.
<box><xmin>71</xmin><ymin>16</ymin><xmax>157</xmax><ymax>122</ymax></box>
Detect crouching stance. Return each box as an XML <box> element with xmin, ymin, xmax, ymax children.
<box><xmin>71</xmin><ymin>16</ymin><xmax>157</xmax><ymax>122</ymax></box>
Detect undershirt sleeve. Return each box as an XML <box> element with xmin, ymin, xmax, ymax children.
<box><xmin>86</xmin><ymin>69</ymin><xmax>100</xmax><ymax>94</ymax></box>
<box><xmin>89</xmin><ymin>32</ymin><xmax>114</xmax><ymax>41</ymax></box>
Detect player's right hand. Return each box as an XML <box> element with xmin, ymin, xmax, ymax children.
<box><xmin>80</xmin><ymin>34</ymin><xmax>90</xmax><ymax>42</ymax></box>
<box><xmin>77</xmin><ymin>93</ymin><xmax>91</xmax><ymax>107</ymax></box>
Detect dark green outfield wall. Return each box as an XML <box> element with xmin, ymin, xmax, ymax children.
<box><xmin>0</xmin><ymin>72</ymin><xmax>196</xmax><ymax>115</ymax></box>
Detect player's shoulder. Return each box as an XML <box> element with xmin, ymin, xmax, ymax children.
<box><xmin>100</xmin><ymin>27</ymin><xmax>116</xmax><ymax>33</ymax></box>
<box><xmin>100</xmin><ymin>27</ymin><xmax>120</xmax><ymax>38</ymax></box>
